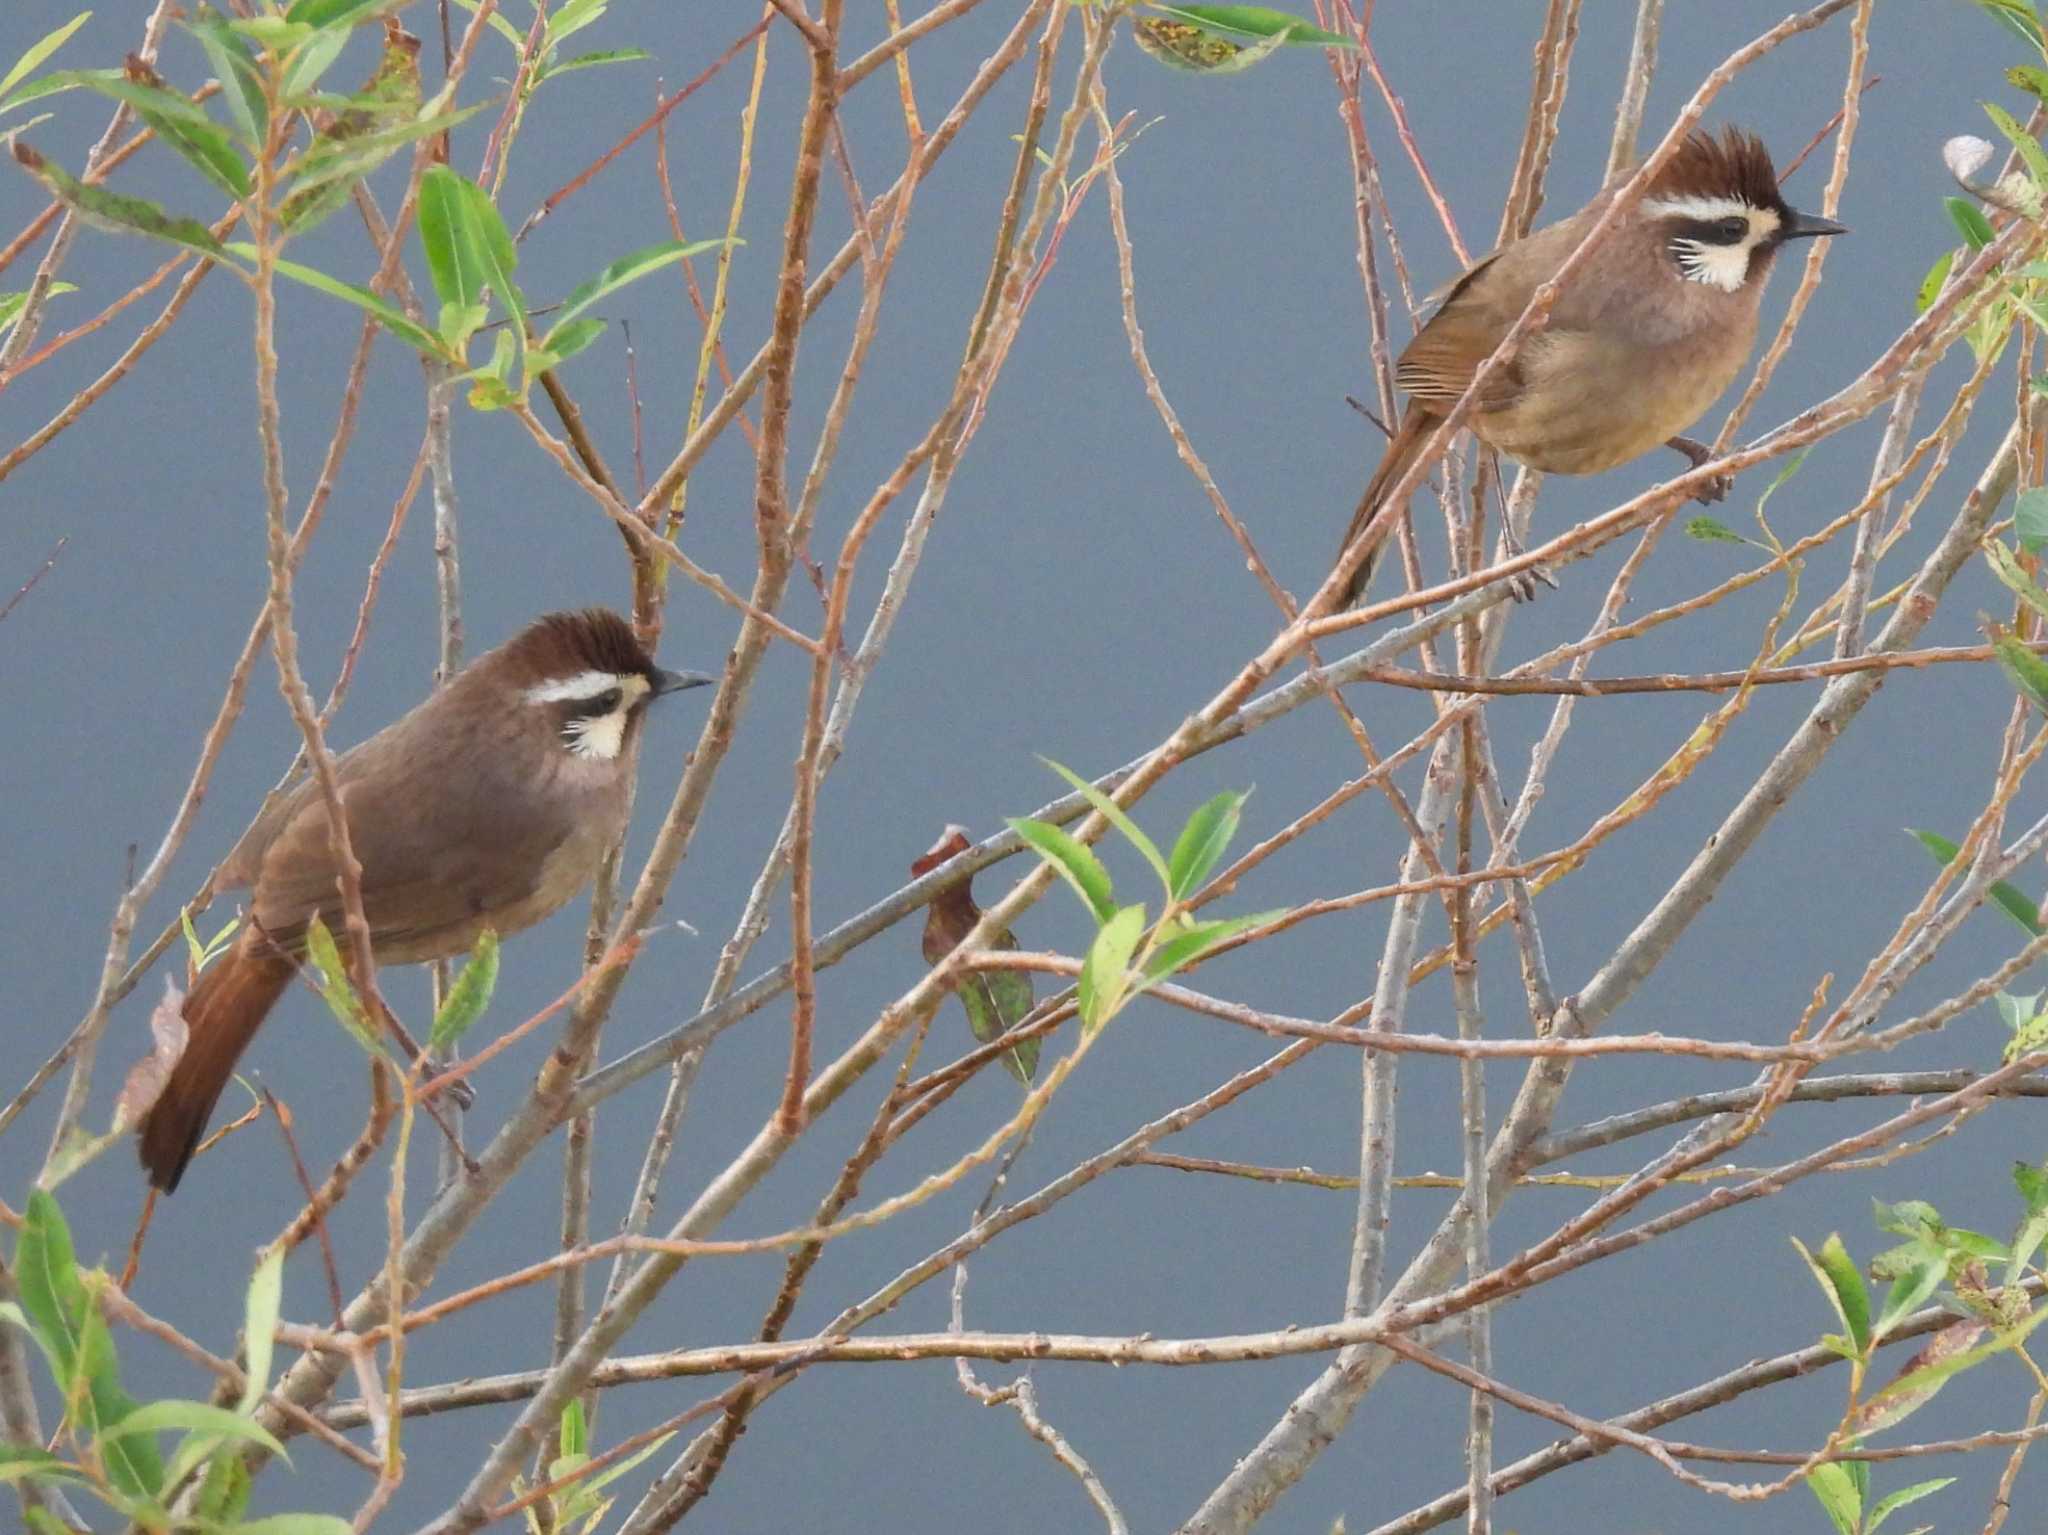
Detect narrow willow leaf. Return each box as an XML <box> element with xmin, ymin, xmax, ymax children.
<box><xmin>239</xmin><ymin>1247</ymin><xmax>283</xmax><ymax>1413</ymax></box>
<box><xmin>1685</xmin><ymin>515</ymin><xmax>1744</xmax><ymax>544</ymax></box>
<box><xmin>1864</xmin><ymin>1479</ymin><xmax>1954</xmax><ymax>1535</ymax></box>
<box><xmin>12</xmin><ymin>143</ymin><xmax>226</xmax><ymax>259</ymax></box>
<box><xmin>0</xmin><ymin>281</ymin><xmax>75</xmax><ymax>339</ymax></box>
<box><xmin>1907</xmin><ymin>827</ymin><xmax>2043</xmax><ymax>934</ymax></box>
<box><xmin>1167</xmin><ymin>788</ymin><xmax>1247</xmax><ymax>900</ymax></box>
<box><xmin>103</xmin><ymin>1399</ymin><xmax>286</xmax><ymax>1457</ymax></box>
<box><xmin>301</xmin><ymin>915</ymin><xmax>379</xmax><ymax>1053</ymax></box>
<box><xmin>1138</xmin><ymin>909</ymin><xmax>1283</xmax><ymax>985</ymax></box>
<box><xmin>2016</xmin><ymin>486</ymin><xmax>2048</xmax><ymax>553</ymax></box>
<box><xmin>1946</xmin><ymin>195</ymin><xmax>1996</xmax><ymax>250</ymax></box>
<box><xmin>1008</xmin><ymin>817</ymin><xmax>1116</xmax><ymax>923</ymax></box>
<box><xmin>1042</xmin><ymin>758</ymin><xmax>1171</xmax><ymax>893</ymax></box>
<box><xmin>542</xmin><ymin>316</ymin><xmax>606</xmax><ymax>364</ymax></box>
<box><xmin>1078</xmin><ymin>904</ymin><xmax>1146</xmax><ymax>1033</ymax></box>
<box><xmin>1793</xmin><ymin>1233</ymin><xmax>1871</xmax><ymax>1354</ymax></box>
<box><xmin>0</xmin><ymin>11</ymin><xmax>93</xmax><ymax>107</ymax></box>
<box><xmin>1983</xmin><ymin>539</ymin><xmax>2048</xmax><ymax>623</ymax></box>
<box><xmin>286</xmin><ymin>0</ymin><xmax>412</xmax><ymax>26</ymax></box>
<box><xmin>228</xmin><ymin>245</ymin><xmax>445</xmax><ymax>356</ymax></box>
<box><xmin>538</xmin><ymin>47</ymin><xmax>652</xmax><ymax>80</ymax></box>
<box><xmin>545</xmin><ymin>238</ymin><xmax>729</xmax><ymax>337</ymax></box>
<box><xmin>1996</xmin><ymin>634</ymin><xmax>2048</xmax><ymax>715</ymax></box>
<box><xmin>1915</xmin><ymin>248</ymin><xmax>1954</xmax><ymax>313</ymax></box>
<box><xmin>429</xmin><ymin>929</ymin><xmax>498</xmax><ymax>1051</ymax></box>
<box><xmin>958</xmin><ymin>959</ymin><xmax>1039</xmax><ymax>1084</ymax></box>
<box><xmin>1804</xmin><ymin>1461</ymin><xmax>1861</xmax><ymax>1535</ymax></box>
<box><xmin>1873</xmin><ymin>1255</ymin><xmax>1948</xmax><ymax>1342</ymax></box>
<box><xmin>15</xmin><ymin>1190</ymin><xmax>83</xmax><ymax>1387</ymax></box>
<box><xmin>280</xmin><ymin>24</ymin><xmax>349</xmax><ymax>97</ymax></box>
<box><xmin>188</xmin><ymin>10</ymin><xmax>268</xmax><ymax>146</ymax></box>
<box><xmin>418</xmin><ymin>163</ymin><xmax>484</xmax><ymax>307</ymax></box>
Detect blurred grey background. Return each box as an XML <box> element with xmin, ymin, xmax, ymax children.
<box><xmin>1</xmin><ymin>2</ymin><xmax>2036</xmax><ymax>1530</ymax></box>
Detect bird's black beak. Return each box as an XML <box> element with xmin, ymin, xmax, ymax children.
<box><xmin>1782</xmin><ymin>207</ymin><xmax>1848</xmax><ymax>241</ymax></box>
<box><xmin>652</xmin><ymin>667</ymin><xmax>718</xmax><ymax>696</ymax></box>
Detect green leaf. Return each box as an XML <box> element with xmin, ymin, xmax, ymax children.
<box><xmin>0</xmin><ymin>1442</ymin><xmax>79</xmax><ymax>1483</ymax></box>
<box><xmin>229</xmin><ymin>245</ymin><xmax>445</xmax><ymax>357</ymax></box>
<box><xmin>1988</xmin><ymin>100</ymin><xmax>2048</xmax><ymax>193</ymax></box>
<box><xmin>14</xmin><ymin>1190</ymin><xmax>84</xmax><ymax>1389</ymax></box>
<box><xmin>1997</xmin><ymin>633</ymin><xmax>2048</xmax><ymax>715</ymax></box>
<box><xmin>438</xmin><ymin>299</ymin><xmax>488</xmax><ymax>351</ymax></box>
<box><xmin>2012</xmin><ymin>1161</ymin><xmax>2048</xmax><ymax>1279</ymax></box>
<box><xmin>1984</xmin><ymin>540</ymin><xmax>2048</xmax><ymax>627</ymax></box>
<box><xmin>1684</xmin><ymin>515</ymin><xmax>1744</xmax><ymax>544</ymax></box>
<box><xmin>1915</xmin><ymin>248</ymin><xmax>1954</xmax><ymax>314</ymax></box>
<box><xmin>48</xmin><ymin>74</ymin><xmax>250</xmax><ymax>203</ymax></box>
<box><xmin>301</xmin><ymin>915</ymin><xmax>379</xmax><ymax>1053</ymax></box>
<box><xmin>1908</xmin><ymin>827</ymin><xmax>2044</xmax><ymax>934</ymax></box>
<box><xmin>418</xmin><ymin>164</ymin><xmax>484</xmax><ymax>308</ymax></box>
<box><xmin>285</xmin><ymin>106</ymin><xmax>478</xmax><ymax>204</ymax></box>
<box><xmin>1043</xmin><ymin>759</ymin><xmax>1171</xmax><ymax>894</ymax></box>
<box><xmin>1946</xmin><ymin>195</ymin><xmax>1997</xmax><ymax>251</ymax></box>
<box><xmin>228</xmin><ymin>1516</ymin><xmax>358</xmax><ymax>1534</ymax></box>
<box><xmin>228</xmin><ymin>18</ymin><xmax>313</xmax><ymax>50</ymax></box>
<box><xmin>1804</xmin><ymin>1460</ymin><xmax>1862</xmax><ymax>1535</ymax></box>
<box><xmin>0</xmin><ymin>281</ymin><xmax>75</xmax><ymax>340</ymax></box>
<box><xmin>545</xmin><ymin>0</ymin><xmax>613</xmax><ymax>44</ymax></box>
<box><xmin>285</xmin><ymin>0</ymin><xmax>410</xmax><ymax>26</ymax></box>
<box><xmin>2013</xmin><ymin>63</ymin><xmax>2048</xmax><ymax>102</ymax></box>
<box><xmin>544</xmin><ymin>237</ymin><xmax>729</xmax><ymax>339</ymax></box>
<box><xmin>1865</xmin><ymin>1478</ymin><xmax>1955</xmax><ymax>1535</ymax></box>
<box><xmin>12</xmin><ymin>142</ymin><xmax>228</xmax><ymax>259</ymax></box>
<box><xmin>1794</xmin><ymin>1234</ymin><xmax>1871</xmax><ymax>1355</ymax></box>
<box><xmin>2017</xmin><ymin>487</ymin><xmax>2048</xmax><ymax>553</ymax></box>
<box><xmin>280</xmin><ymin>25</ymin><xmax>350</xmax><ymax>97</ymax></box>
<box><xmin>1167</xmin><ymin>788</ymin><xmax>1247</xmax><ymax>901</ymax></box>
<box><xmin>538</xmin><ymin>47</ymin><xmax>652</xmax><ymax>81</ymax></box>
<box><xmin>1007</xmin><ymin>817</ymin><xmax>1116</xmax><ymax>923</ymax></box>
<box><xmin>1077</xmin><ymin>904</ymin><xmax>1146</xmax><ymax>1033</ymax></box>
<box><xmin>448</xmin><ymin>0</ymin><xmax>527</xmax><ymax>49</ymax></box>
<box><xmin>188</xmin><ymin>10</ymin><xmax>267</xmax><ymax>146</ymax></box>
<box><xmin>1141</xmin><ymin>3</ymin><xmax>1354</xmax><ymax>48</ymax></box>
<box><xmin>1874</xmin><ymin>1255</ymin><xmax>1948</xmax><ymax>1341</ymax></box>
<box><xmin>239</xmin><ymin>1246</ymin><xmax>283</xmax><ymax>1414</ymax></box>
<box><xmin>957</xmin><ymin>943</ymin><xmax>1039</xmax><ymax>1084</ymax></box>
<box><xmin>429</xmin><ymin>929</ymin><xmax>498</xmax><ymax>1052</ymax></box>
<box><xmin>73</xmin><ymin>1280</ymin><xmax>160</xmax><ymax>1497</ymax></box>
<box><xmin>1978</xmin><ymin>0</ymin><xmax>2046</xmax><ymax>51</ymax></box>
<box><xmin>0</xmin><ymin>11</ymin><xmax>92</xmax><ymax>108</ymax></box>
<box><xmin>542</xmin><ymin>316</ymin><xmax>606</xmax><ymax>365</ymax></box>
<box><xmin>103</xmin><ymin>1399</ymin><xmax>286</xmax><ymax>1458</ymax></box>
<box><xmin>1139</xmin><ymin>909</ymin><xmax>1283</xmax><ymax>986</ymax></box>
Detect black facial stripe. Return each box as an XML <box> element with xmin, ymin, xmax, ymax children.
<box><xmin>1672</xmin><ymin>216</ymin><xmax>1748</xmax><ymax>247</ymax></box>
<box><xmin>561</xmin><ymin>686</ymin><xmax>626</xmax><ymax>722</ymax></box>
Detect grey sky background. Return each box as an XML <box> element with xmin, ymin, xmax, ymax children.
<box><xmin>1</xmin><ymin>2</ymin><xmax>2038</xmax><ymax>1530</ymax></box>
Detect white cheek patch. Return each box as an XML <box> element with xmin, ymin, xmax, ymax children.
<box><xmin>565</xmin><ymin>709</ymin><xmax>629</xmax><ymax>760</ymax></box>
<box><xmin>1669</xmin><ymin>238</ymin><xmax>1755</xmax><ymax>292</ymax></box>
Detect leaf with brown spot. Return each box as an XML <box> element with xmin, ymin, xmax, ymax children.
<box><xmin>913</xmin><ymin>826</ymin><xmax>1040</xmax><ymax>1084</ymax></box>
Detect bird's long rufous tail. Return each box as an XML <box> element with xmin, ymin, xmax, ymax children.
<box><xmin>1334</xmin><ymin>409</ymin><xmax>1437</xmax><ymax>609</ymax></box>
<box><xmin>137</xmin><ymin>934</ymin><xmax>294</xmax><ymax>1193</ymax></box>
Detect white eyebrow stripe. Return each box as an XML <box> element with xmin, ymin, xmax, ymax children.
<box><xmin>524</xmin><ymin>670</ymin><xmax>628</xmax><ymax>704</ymax></box>
<box><xmin>1641</xmin><ymin>194</ymin><xmax>1764</xmax><ymax>222</ymax></box>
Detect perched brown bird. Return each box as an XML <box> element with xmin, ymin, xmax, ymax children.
<box><xmin>137</xmin><ymin>609</ymin><xmax>714</xmax><ymax>1192</ymax></box>
<box><xmin>1336</xmin><ymin>127</ymin><xmax>1845</xmax><ymax>605</ymax></box>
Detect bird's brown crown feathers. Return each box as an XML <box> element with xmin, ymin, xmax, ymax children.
<box><xmin>498</xmin><ymin>608</ymin><xmax>657</xmax><ymax>687</ymax></box>
<box><xmin>1647</xmin><ymin>127</ymin><xmax>1784</xmax><ymax>212</ymax></box>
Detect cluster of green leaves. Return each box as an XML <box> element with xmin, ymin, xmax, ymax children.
<box><xmin>1906</xmin><ymin>812</ymin><xmax>2048</xmax><ymax>1060</ymax></box>
<box><xmin>509</xmin><ymin>1398</ymin><xmax>671</xmax><ymax>1535</ymax></box>
<box><xmin>1010</xmin><ymin>761</ymin><xmax>1278</xmax><ymax>1035</ymax></box>
<box><xmin>301</xmin><ymin>915</ymin><xmax>499</xmax><ymax>1060</ymax></box>
<box><xmin>0</xmin><ymin>1193</ymin><xmax>334</xmax><ymax>1532</ymax></box>
<box><xmin>456</xmin><ymin>0</ymin><xmax>652</xmax><ymax>96</ymax></box>
<box><xmin>1797</xmin><ymin>1174</ymin><xmax>2048</xmax><ymax>1535</ymax></box>
<box><xmin>1127</xmin><ymin>2</ymin><xmax>1353</xmax><ymax>76</ymax></box>
<box><xmin>4</xmin><ymin>4</ymin><xmax>725</xmax><ymax>408</ymax></box>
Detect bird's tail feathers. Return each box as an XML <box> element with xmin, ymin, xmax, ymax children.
<box><xmin>1335</xmin><ymin>410</ymin><xmax>1436</xmax><ymax>609</ymax></box>
<box><xmin>137</xmin><ymin>937</ymin><xmax>295</xmax><ymax>1193</ymax></box>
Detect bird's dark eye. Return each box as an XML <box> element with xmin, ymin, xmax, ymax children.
<box><xmin>592</xmin><ymin>687</ymin><xmax>623</xmax><ymax>713</ymax></box>
<box><xmin>1713</xmin><ymin>215</ymin><xmax>1748</xmax><ymax>242</ymax></box>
